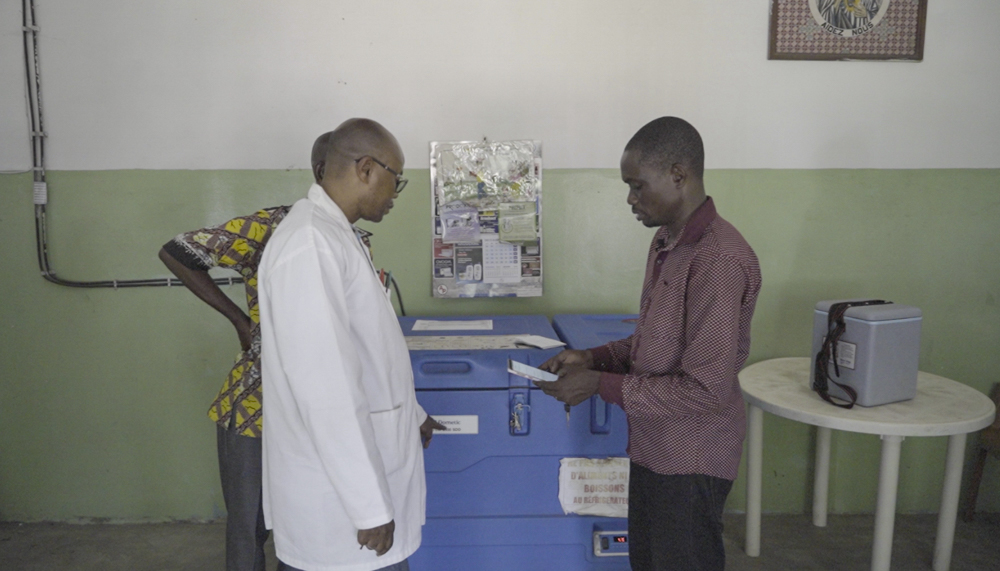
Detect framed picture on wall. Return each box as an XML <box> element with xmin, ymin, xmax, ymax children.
<box><xmin>768</xmin><ymin>0</ymin><xmax>928</xmax><ymax>61</ymax></box>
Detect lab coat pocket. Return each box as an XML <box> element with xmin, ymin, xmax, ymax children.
<box><xmin>369</xmin><ymin>406</ymin><xmax>405</xmax><ymax>477</ymax></box>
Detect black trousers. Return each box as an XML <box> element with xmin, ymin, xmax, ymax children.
<box><xmin>217</xmin><ymin>418</ymin><xmax>270</xmax><ymax>571</ymax></box>
<box><xmin>627</xmin><ymin>462</ymin><xmax>732</xmax><ymax>571</ymax></box>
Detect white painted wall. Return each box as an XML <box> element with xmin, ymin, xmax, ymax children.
<box><xmin>2</xmin><ymin>0</ymin><xmax>998</xmax><ymax>171</ymax></box>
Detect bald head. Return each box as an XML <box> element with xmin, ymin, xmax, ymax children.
<box><xmin>311</xmin><ymin>118</ymin><xmax>402</xmax><ymax>184</ymax></box>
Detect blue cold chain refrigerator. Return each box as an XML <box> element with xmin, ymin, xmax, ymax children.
<box><xmin>550</xmin><ymin>315</ymin><xmax>638</xmax><ymax>355</ymax></box>
<box><xmin>400</xmin><ymin>315</ymin><xmax>631</xmax><ymax>570</ymax></box>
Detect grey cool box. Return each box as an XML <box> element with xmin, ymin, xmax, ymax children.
<box><xmin>810</xmin><ymin>300</ymin><xmax>922</xmax><ymax>407</ymax></box>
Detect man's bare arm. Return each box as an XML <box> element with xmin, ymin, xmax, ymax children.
<box><xmin>158</xmin><ymin>247</ymin><xmax>252</xmax><ymax>351</ymax></box>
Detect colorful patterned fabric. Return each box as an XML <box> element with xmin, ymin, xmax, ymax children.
<box><xmin>591</xmin><ymin>197</ymin><xmax>762</xmax><ymax>481</ymax></box>
<box><xmin>163</xmin><ymin>206</ymin><xmax>291</xmax><ymax>437</ymax></box>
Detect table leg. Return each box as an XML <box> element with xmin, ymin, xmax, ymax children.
<box><xmin>871</xmin><ymin>435</ymin><xmax>904</xmax><ymax>571</ymax></box>
<box><xmin>745</xmin><ymin>404</ymin><xmax>763</xmax><ymax>557</ymax></box>
<box><xmin>932</xmin><ymin>432</ymin><xmax>967</xmax><ymax>571</ymax></box>
<box><xmin>812</xmin><ymin>426</ymin><xmax>832</xmax><ymax>527</ymax></box>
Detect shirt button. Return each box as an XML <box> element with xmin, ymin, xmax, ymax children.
<box><xmin>656</xmin><ymin>259</ymin><xmax>663</xmax><ymax>265</ymax></box>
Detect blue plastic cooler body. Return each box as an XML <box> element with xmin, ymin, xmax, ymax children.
<box><xmin>402</xmin><ymin>315</ymin><xmax>559</xmax><ymax>389</ymax></box>
<box><xmin>550</xmin><ymin>314</ymin><xmax>638</xmax><ymax>565</ymax></box>
<box><xmin>399</xmin><ymin>315</ymin><xmax>630</xmax><ymax>570</ymax></box>
<box><xmin>551</xmin><ymin>314</ymin><xmax>639</xmax><ymax>351</ymax></box>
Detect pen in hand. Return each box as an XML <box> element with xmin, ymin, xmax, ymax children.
<box><xmin>565</xmin><ymin>403</ymin><xmax>571</xmax><ymax>426</ymax></box>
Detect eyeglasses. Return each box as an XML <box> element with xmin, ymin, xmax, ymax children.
<box><xmin>356</xmin><ymin>156</ymin><xmax>407</xmax><ymax>194</ymax></box>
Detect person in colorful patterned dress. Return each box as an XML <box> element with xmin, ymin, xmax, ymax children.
<box><xmin>159</xmin><ymin>205</ymin><xmax>290</xmax><ymax>571</ymax></box>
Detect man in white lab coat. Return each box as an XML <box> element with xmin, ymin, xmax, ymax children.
<box><xmin>258</xmin><ymin>118</ymin><xmax>442</xmax><ymax>571</ymax></box>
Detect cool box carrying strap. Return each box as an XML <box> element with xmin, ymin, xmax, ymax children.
<box><xmin>813</xmin><ymin>299</ymin><xmax>892</xmax><ymax>409</ymax></box>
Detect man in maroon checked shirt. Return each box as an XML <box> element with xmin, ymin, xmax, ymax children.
<box><xmin>537</xmin><ymin>116</ymin><xmax>761</xmax><ymax>571</ymax></box>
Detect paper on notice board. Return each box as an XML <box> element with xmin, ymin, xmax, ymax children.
<box><xmin>481</xmin><ymin>235</ymin><xmax>521</xmax><ymax>284</ymax></box>
<box><xmin>499</xmin><ymin>202</ymin><xmax>537</xmax><ymax>244</ymax></box>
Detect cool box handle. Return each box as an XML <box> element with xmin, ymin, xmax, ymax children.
<box><xmin>417</xmin><ymin>359</ymin><xmax>474</xmax><ymax>375</ymax></box>
<box><xmin>590</xmin><ymin>395</ymin><xmax>611</xmax><ymax>434</ymax></box>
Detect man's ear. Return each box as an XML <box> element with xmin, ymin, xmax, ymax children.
<box><xmin>313</xmin><ymin>161</ymin><xmax>325</xmax><ymax>183</ymax></box>
<box><xmin>670</xmin><ymin>163</ymin><xmax>686</xmax><ymax>187</ymax></box>
<box><xmin>355</xmin><ymin>156</ymin><xmax>375</xmax><ymax>185</ymax></box>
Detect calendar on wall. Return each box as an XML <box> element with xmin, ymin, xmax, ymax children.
<box><xmin>429</xmin><ymin>140</ymin><xmax>543</xmax><ymax>298</ymax></box>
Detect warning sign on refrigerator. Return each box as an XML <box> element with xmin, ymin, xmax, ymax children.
<box><xmin>558</xmin><ymin>457</ymin><xmax>629</xmax><ymax>518</ymax></box>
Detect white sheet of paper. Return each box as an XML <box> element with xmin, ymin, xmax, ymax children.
<box><xmin>514</xmin><ymin>335</ymin><xmax>566</xmax><ymax>350</ymax></box>
<box><xmin>412</xmin><ymin>319</ymin><xmax>494</xmax><ymax>331</ymax></box>
<box><xmin>404</xmin><ymin>334</ymin><xmax>566</xmax><ymax>351</ymax></box>
<box><xmin>430</xmin><ymin>415</ymin><xmax>479</xmax><ymax>434</ymax></box>
<box><xmin>481</xmin><ymin>235</ymin><xmax>522</xmax><ymax>284</ymax></box>
<box><xmin>508</xmin><ymin>359</ymin><xmax>559</xmax><ymax>383</ymax></box>
<box><xmin>405</xmin><ymin>335</ymin><xmax>522</xmax><ymax>351</ymax></box>
<box><xmin>557</xmin><ymin>457</ymin><xmax>630</xmax><ymax>518</ymax></box>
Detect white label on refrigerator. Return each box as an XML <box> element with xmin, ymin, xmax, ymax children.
<box><xmin>412</xmin><ymin>319</ymin><xmax>493</xmax><ymax>331</ymax></box>
<box><xmin>835</xmin><ymin>341</ymin><xmax>857</xmax><ymax>370</ymax></box>
<box><xmin>558</xmin><ymin>457</ymin><xmax>630</xmax><ymax>518</ymax></box>
<box><xmin>431</xmin><ymin>415</ymin><xmax>479</xmax><ymax>434</ymax></box>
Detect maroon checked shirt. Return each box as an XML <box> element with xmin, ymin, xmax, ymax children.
<box><xmin>591</xmin><ymin>197</ymin><xmax>761</xmax><ymax>481</ymax></box>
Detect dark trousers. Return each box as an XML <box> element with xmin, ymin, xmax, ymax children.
<box><xmin>628</xmin><ymin>462</ymin><xmax>732</xmax><ymax>571</ymax></box>
<box><xmin>217</xmin><ymin>419</ymin><xmax>269</xmax><ymax>571</ymax></box>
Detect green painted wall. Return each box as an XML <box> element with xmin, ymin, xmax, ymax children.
<box><xmin>1</xmin><ymin>169</ymin><xmax>998</xmax><ymax>522</ymax></box>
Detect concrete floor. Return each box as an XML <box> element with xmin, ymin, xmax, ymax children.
<box><xmin>1</xmin><ymin>513</ymin><xmax>997</xmax><ymax>571</ymax></box>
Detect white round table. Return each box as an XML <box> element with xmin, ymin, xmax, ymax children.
<box><xmin>740</xmin><ymin>357</ymin><xmax>995</xmax><ymax>571</ymax></box>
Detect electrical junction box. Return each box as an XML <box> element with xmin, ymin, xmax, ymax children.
<box><xmin>401</xmin><ymin>315</ymin><xmax>630</xmax><ymax>571</ymax></box>
<box><xmin>810</xmin><ymin>300</ymin><xmax>922</xmax><ymax>407</ymax></box>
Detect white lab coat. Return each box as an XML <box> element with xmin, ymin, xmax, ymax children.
<box><xmin>258</xmin><ymin>184</ymin><xmax>426</xmax><ymax>571</ymax></box>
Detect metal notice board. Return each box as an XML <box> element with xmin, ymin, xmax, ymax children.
<box><xmin>430</xmin><ymin>140</ymin><xmax>542</xmax><ymax>298</ymax></box>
